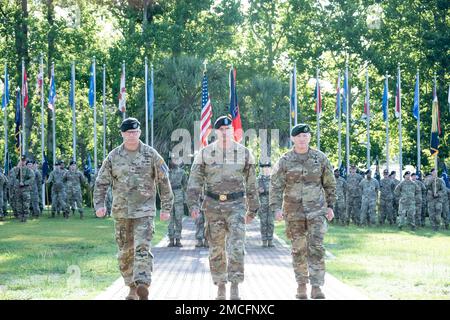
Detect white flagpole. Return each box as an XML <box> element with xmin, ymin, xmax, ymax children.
<box><xmin>71</xmin><ymin>61</ymin><xmax>76</xmax><ymax>162</ymax></box>
<box><xmin>316</xmin><ymin>67</ymin><xmax>320</xmax><ymax>151</ymax></box>
<box><xmin>21</xmin><ymin>58</ymin><xmax>25</xmax><ymax>155</ymax></box>
<box><xmin>338</xmin><ymin>70</ymin><xmax>342</xmax><ymax>167</ymax></box>
<box><xmin>151</xmin><ymin>64</ymin><xmax>154</xmax><ymax>147</ymax></box>
<box><xmin>416</xmin><ymin>69</ymin><xmax>420</xmax><ymax>174</ymax></box>
<box><xmin>40</xmin><ymin>55</ymin><xmax>45</xmax><ymax>207</ymax></box>
<box><xmin>102</xmin><ymin>64</ymin><xmax>106</xmax><ymax>161</ymax></box>
<box><xmin>385</xmin><ymin>72</ymin><xmax>390</xmax><ymax>172</ymax></box>
<box><xmin>52</xmin><ymin>62</ymin><xmax>56</xmax><ymax>167</ymax></box>
<box><xmin>3</xmin><ymin>63</ymin><xmax>8</xmax><ymax>169</ymax></box>
<box><xmin>398</xmin><ymin>64</ymin><xmax>403</xmax><ymax>181</ymax></box>
<box><xmin>294</xmin><ymin>62</ymin><xmax>297</xmax><ymax>126</ymax></box>
<box><xmin>289</xmin><ymin>67</ymin><xmax>293</xmax><ymax>149</ymax></box>
<box><xmin>145</xmin><ymin>57</ymin><xmax>148</xmax><ymax>145</ymax></box>
<box><xmin>345</xmin><ymin>59</ymin><xmax>350</xmax><ymax>174</ymax></box>
<box><xmin>122</xmin><ymin>61</ymin><xmax>126</xmax><ymax>120</ymax></box>
<box><xmin>93</xmin><ymin>57</ymin><xmax>97</xmax><ymax>174</ymax></box>
<box><xmin>366</xmin><ymin>69</ymin><xmax>370</xmax><ymax>170</ymax></box>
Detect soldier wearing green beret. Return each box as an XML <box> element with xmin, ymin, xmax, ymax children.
<box><xmin>270</xmin><ymin>123</ymin><xmax>336</xmax><ymax>299</ymax></box>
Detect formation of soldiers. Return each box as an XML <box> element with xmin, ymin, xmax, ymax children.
<box><xmin>333</xmin><ymin>165</ymin><xmax>450</xmax><ymax>231</ymax></box>
<box><xmin>0</xmin><ymin>156</ymin><xmax>89</xmax><ymax>222</ymax></box>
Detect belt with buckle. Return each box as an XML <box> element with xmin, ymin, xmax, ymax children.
<box><xmin>206</xmin><ymin>191</ymin><xmax>244</xmax><ymax>202</ymax></box>
<box><xmin>172</xmin><ymin>185</ymin><xmax>182</xmax><ymax>190</ymax></box>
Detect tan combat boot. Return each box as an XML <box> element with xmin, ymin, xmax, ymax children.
<box><xmin>267</xmin><ymin>240</ymin><xmax>274</xmax><ymax>247</ymax></box>
<box><xmin>168</xmin><ymin>238</ymin><xmax>175</xmax><ymax>247</ymax></box>
<box><xmin>195</xmin><ymin>239</ymin><xmax>203</xmax><ymax>247</ymax></box>
<box><xmin>175</xmin><ymin>239</ymin><xmax>183</xmax><ymax>247</ymax></box>
<box><xmin>136</xmin><ymin>283</ymin><xmax>150</xmax><ymax>300</ymax></box>
<box><xmin>295</xmin><ymin>284</ymin><xmax>307</xmax><ymax>299</ymax></box>
<box><xmin>261</xmin><ymin>240</ymin><xmax>268</xmax><ymax>247</ymax></box>
<box><xmin>216</xmin><ymin>283</ymin><xmax>226</xmax><ymax>300</ymax></box>
<box><xmin>311</xmin><ymin>286</ymin><xmax>325</xmax><ymax>299</ymax></box>
<box><xmin>125</xmin><ymin>285</ymin><xmax>138</xmax><ymax>300</ymax></box>
<box><xmin>203</xmin><ymin>239</ymin><xmax>209</xmax><ymax>248</ymax></box>
<box><xmin>230</xmin><ymin>282</ymin><xmax>241</xmax><ymax>300</ymax></box>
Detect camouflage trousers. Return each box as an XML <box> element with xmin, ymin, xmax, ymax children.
<box><xmin>286</xmin><ymin>215</ymin><xmax>327</xmax><ymax>286</ymax></box>
<box><xmin>360</xmin><ymin>197</ymin><xmax>377</xmax><ymax>226</ymax></box>
<box><xmin>105</xmin><ymin>188</ymin><xmax>113</xmax><ymax>216</ymax></box>
<box><xmin>398</xmin><ymin>202</ymin><xmax>415</xmax><ymax>228</ymax></box>
<box><xmin>379</xmin><ymin>198</ymin><xmax>395</xmax><ymax>225</ymax></box>
<box><xmin>195</xmin><ymin>211</ymin><xmax>206</xmax><ymax>240</ymax></box>
<box><xmin>428</xmin><ymin>200</ymin><xmax>443</xmax><ymax>229</ymax></box>
<box><xmin>258</xmin><ymin>199</ymin><xmax>274</xmax><ymax>241</ymax></box>
<box><xmin>31</xmin><ymin>190</ymin><xmax>41</xmax><ymax>216</ymax></box>
<box><xmin>334</xmin><ymin>198</ymin><xmax>347</xmax><ymax>225</ymax></box>
<box><xmin>347</xmin><ymin>196</ymin><xmax>361</xmax><ymax>225</ymax></box>
<box><xmin>168</xmin><ymin>190</ymin><xmax>184</xmax><ymax>239</ymax></box>
<box><xmin>67</xmin><ymin>190</ymin><xmax>83</xmax><ymax>214</ymax></box>
<box><xmin>204</xmin><ymin>199</ymin><xmax>246</xmax><ymax>285</ymax></box>
<box><xmin>0</xmin><ymin>189</ymin><xmax>4</xmax><ymax>217</ymax></box>
<box><xmin>51</xmin><ymin>189</ymin><xmax>68</xmax><ymax>216</ymax></box>
<box><xmin>415</xmin><ymin>203</ymin><xmax>423</xmax><ymax>226</ymax></box>
<box><xmin>38</xmin><ymin>187</ymin><xmax>44</xmax><ymax>212</ymax></box>
<box><xmin>15</xmin><ymin>187</ymin><xmax>31</xmax><ymax>219</ymax></box>
<box><xmin>442</xmin><ymin>200</ymin><xmax>449</xmax><ymax>226</ymax></box>
<box><xmin>114</xmin><ymin>216</ymin><xmax>154</xmax><ymax>286</ymax></box>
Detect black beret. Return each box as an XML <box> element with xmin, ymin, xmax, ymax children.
<box><xmin>259</xmin><ymin>161</ymin><xmax>271</xmax><ymax>167</ymax></box>
<box><xmin>120</xmin><ymin>117</ymin><xmax>140</xmax><ymax>132</ymax></box>
<box><xmin>383</xmin><ymin>169</ymin><xmax>389</xmax><ymax>174</ymax></box>
<box><xmin>26</xmin><ymin>159</ymin><xmax>33</xmax><ymax>165</ymax></box>
<box><xmin>404</xmin><ymin>171</ymin><xmax>411</xmax><ymax>177</ymax></box>
<box><xmin>411</xmin><ymin>172</ymin><xmax>416</xmax><ymax>177</ymax></box>
<box><xmin>21</xmin><ymin>155</ymin><xmax>26</xmax><ymax>160</ymax></box>
<box><xmin>334</xmin><ymin>168</ymin><xmax>339</xmax><ymax>173</ymax></box>
<box><xmin>389</xmin><ymin>171</ymin><xmax>396</xmax><ymax>176</ymax></box>
<box><xmin>213</xmin><ymin>116</ymin><xmax>232</xmax><ymax>129</ymax></box>
<box><xmin>291</xmin><ymin>123</ymin><xmax>311</xmax><ymax>136</ymax></box>
<box><xmin>70</xmin><ymin>160</ymin><xmax>76</xmax><ymax>166</ymax></box>
<box><xmin>430</xmin><ymin>168</ymin><xmax>436</xmax><ymax>173</ymax></box>
<box><xmin>55</xmin><ymin>160</ymin><xmax>62</xmax><ymax>165</ymax></box>
<box><xmin>365</xmin><ymin>169</ymin><xmax>371</xmax><ymax>174</ymax></box>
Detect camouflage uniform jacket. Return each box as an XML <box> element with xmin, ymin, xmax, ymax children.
<box><xmin>47</xmin><ymin>168</ymin><xmax>66</xmax><ymax>191</ymax></box>
<box><xmin>425</xmin><ymin>177</ymin><xmax>446</xmax><ymax>203</ymax></box>
<box><xmin>335</xmin><ymin>176</ymin><xmax>347</xmax><ymax>202</ymax></box>
<box><xmin>169</xmin><ymin>167</ymin><xmax>187</xmax><ymax>191</ymax></box>
<box><xmin>10</xmin><ymin>166</ymin><xmax>35</xmax><ymax>189</ymax></box>
<box><xmin>269</xmin><ymin>147</ymin><xmax>336</xmax><ymax>220</ymax></box>
<box><xmin>64</xmin><ymin>170</ymin><xmax>86</xmax><ymax>193</ymax></box>
<box><xmin>94</xmin><ymin>140</ymin><xmax>174</xmax><ymax>219</ymax></box>
<box><xmin>347</xmin><ymin>173</ymin><xmax>363</xmax><ymax>198</ymax></box>
<box><xmin>394</xmin><ymin>180</ymin><xmax>421</xmax><ymax>207</ymax></box>
<box><xmin>379</xmin><ymin>177</ymin><xmax>395</xmax><ymax>200</ymax></box>
<box><xmin>359</xmin><ymin>178</ymin><xmax>379</xmax><ymax>201</ymax></box>
<box><xmin>0</xmin><ymin>172</ymin><xmax>7</xmax><ymax>188</ymax></box>
<box><xmin>186</xmin><ymin>140</ymin><xmax>260</xmax><ymax>217</ymax></box>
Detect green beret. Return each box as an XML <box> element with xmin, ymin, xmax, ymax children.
<box><xmin>214</xmin><ymin>116</ymin><xmax>232</xmax><ymax>129</ymax></box>
<box><xmin>291</xmin><ymin>123</ymin><xmax>311</xmax><ymax>136</ymax></box>
<box><xmin>120</xmin><ymin>117</ymin><xmax>140</xmax><ymax>132</ymax></box>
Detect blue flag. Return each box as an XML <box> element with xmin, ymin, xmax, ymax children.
<box><xmin>442</xmin><ymin>162</ymin><xmax>450</xmax><ymax>189</ymax></box>
<box><xmin>148</xmin><ymin>68</ymin><xmax>154</xmax><ymax>121</ymax></box>
<box><xmin>4</xmin><ymin>151</ymin><xmax>9</xmax><ymax>175</ymax></box>
<box><xmin>48</xmin><ymin>65</ymin><xmax>56</xmax><ymax>111</ymax></box>
<box><xmin>84</xmin><ymin>154</ymin><xmax>92</xmax><ymax>184</ymax></box>
<box><xmin>88</xmin><ymin>63</ymin><xmax>95</xmax><ymax>108</ymax></box>
<box><xmin>413</xmin><ymin>73</ymin><xmax>419</xmax><ymax>120</ymax></box>
<box><xmin>342</xmin><ymin>70</ymin><xmax>348</xmax><ymax>114</ymax></box>
<box><xmin>382</xmin><ymin>79</ymin><xmax>388</xmax><ymax>121</ymax></box>
<box><xmin>42</xmin><ymin>152</ymin><xmax>49</xmax><ymax>181</ymax></box>
<box><xmin>69</xmin><ymin>68</ymin><xmax>75</xmax><ymax>109</ymax></box>
<box><xmin>2</xmin><ymin>65</ymin><xmax>9</xmax><ymax>110</ymax></box>
<box><xmin>339</xmin><ymin>162</ymin><xmax>347</xmax><ymax>179</ymax></box>
<box><xmin>14</xmin><ymin>87</ymin><xmax>21</xmax><ymax>151</ymax></box>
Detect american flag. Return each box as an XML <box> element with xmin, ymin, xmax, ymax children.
<box><xmin>118</xmin><ymin>64</ymin><xmax>126</xmax><ymax>113</ymax></box>
<box><xmin>22</xmin><ymin>67</ymin><xmax>28</xmax><ymax>108</ymax></box>
<box><xmin>200</xmin><ymin>73</ymin><xmax>212</xmax><ymax>147</ymax></box>
<box><xmin>315</xmin><ymin>77</ymin><xmax>322</xmax><ymax>115</ymax></box>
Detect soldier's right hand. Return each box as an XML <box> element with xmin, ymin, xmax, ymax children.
<box><xmin>191</xmin><ymin>209</ymin><xmax>200</xmax><ymax>220</ymax></box>
<box><xmin>96</xmin><ymin>207</ymin><xmax>106</xmax><ymax>218</ymax></box>
<box><xmin>275</xmin><ymin>210</ymin><xmax>283</xmax><ymax>221</ymax></box>
<box><xmin>160</xmin><ymin>211</ymin><xmax>170</xmax><ymax>221</ymax></box>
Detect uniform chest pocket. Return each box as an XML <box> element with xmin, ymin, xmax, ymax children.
<box><xmin>286</xmin><ymin>170</ymin><xmax>302</xmax><ymax>183</ymax></box>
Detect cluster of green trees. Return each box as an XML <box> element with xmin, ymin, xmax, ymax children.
<box><xmin>0</xmin><ymin>0</ymin><xmax>448</xmax><ymax>173</ymax></box>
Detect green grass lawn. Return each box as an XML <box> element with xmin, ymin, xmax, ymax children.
<box><xmin>0</xmin><ymin>208</ymin><xmax>168</xmax><ymax>300</ymax></box>
<box><xmin>275</xmin><ymin>221</ymin><xmax>450</xmax><ymax>299</ymax></box>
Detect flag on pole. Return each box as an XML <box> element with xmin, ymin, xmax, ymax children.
<box><xmin>36</xmin><ymin>67</ymin><xmax>43</xmax><ymax>94</ymax></box>
<box><xmin>382</xmin><ymin>79</ymin><xmax>388</xmax><ymax>121</ymax></box>
<box><xmin>447</xmin><ymin>84</ymin><xmax>450</xmax><ymax>113</ymax></box>
<box><xmin>14</xmin><ymin>87</ymin><xmax>21</xmax><ymax>151</ymax></box>
<box><xmin>335</xmin><ymin>74</ymin><xmax>341</xmax><ymax>119</ymax></box>
<box><xmin>48</xmin><ymin>65</ymin><xmax>56</xmax><ymax>111</ymax></box>
<box><xmin>315</xmin><ymin>77</ymin><xmax>322</xmax><ymax>116</ymax></box>
<box><xmin>1</xmin><ymin>67</ymin><xmax>8</xmax><ymax>110</ymax></box>
<box><xmin>229</xmin><ymin>67</ymin><xmax>242</xmax><ymax>142</ymax></box>
<box><xmin>442</xmin><ymin>162</ymin><xmax>450</xmax><ymax>188</ymax></box>
<box><xmin>42</xmin><ymin>152</ymin><xmax>49</xmax><ymax>181</ymax></box>
<box><xmin>84</xmin><ymin>154</ymin><xmax>93</xmax><ymax>184</ymax></box>
<box><xmin>200</xmin><ymin>73</ymin><xmax>212</xmax><ymax>147</ymax></box>
<box><xmin>4</xmin><ymin>151</ymin><xmax>10</xmax><ymax>175</ymax></box>
<box><xmin>290</xmin><ymin>66</ymin><xmax>297</xmax><ymax>124</ymax></box>
<box><xmin>148</xmin><ymin>68</ymin><xmax>154</xmax><ymax>121</ymax></box>
<box><xmin>88</xmin><ymin>63</ymin><xmax>95</xmax><ymax>108</ymax></box>
<box><xmin>413</xmin><ymin>73</ymin><xmax>419</xmax><ymax>120</ymax></box>
<box><xmin>395</xmin><ymin>72</ymin><xmax>401</xmax><ymax>118</ymax></box>
<box><xmin>374</xmin><ymin>156</ymin><xmax>381</xmax><ymax>182</ymax></box>
<box><xmin>69</xmin><ymin>67</ymin><xmax>75</xmax><ymax>109</ymax></box>
<box><xmin>339</xmin><ymin>162</ymin><xmax>347</xmax><ymax>179</ymax></box>
<box><xmin>342</xmin><ymin>69</ymin><xmax>348</xmax><ymax>114</ymax></box>
<box><xmin>430</xmin><ymin>80</ymin><xmax>440</xmax><ymax>156</ymax></box>
<box><xmin>118</xmin><ymin>65</ymin><xmax>126</xmax><ymax>113</ymax></box>
<box><xmin>363</xmin><ymin>75</ymin><xmax>369</xmax><ymax>117</ymax></box>
<box><xmin>22</xmin><ymin>67</ymin><xmax>29</xmax><ymax>108</ymax></box>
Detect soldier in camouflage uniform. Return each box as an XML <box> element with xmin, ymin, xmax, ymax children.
<box><xmin>389</xmin><ymin>171</ymin><xmax>400</xmax><ymax>224</ymax></box>
<box><xmin>379</xmin><ymin>169</ymin><xmax>395</xmax><ymax>225</ymax></box>
<box><xmin>187</xmin><ymin>116</ymin><xmax>259</xmax><ymax>301</ymax></box>
<box><xmin>258</xmin><ymin>161</ymin><xmax>274</xmax><ymax>246</ymax></box>
<box><xmin>0</xmin><ymin>171</ymin><xmax>7</xmax><ymax>220</ymax></box>
<box><xmin>333</xmin><ymin>168</ymin><xmax>347</xmax><ymax>225</ymax></box>
<box><xmin>394</xmin><ymin>171</ymin><xmax>421</xmax><ymax>230</ymax></box>
<box><xmin>47</xmin><ymin>160</ymin><xmax>69</xmax><ymax>218</ymax></box>
<box><xmin>411</xmin><ymin>173</ymin><xmax>426</xmax><ymax>228</ymax></box>
<box><xmin>346</xmin><ymin>165</ymin><xmax>362</xmax><ymax>225</ymax></box>
<box><xmin>94</xmin><ymin>118</ymin><xmax>174</xmax><ymax>300</ymax></box>
<box><xmin>105</xmin><ymin>186</ymin><xmax>112</xmax><ymax>217</ymax></box>
<box><xmin>441</xmin><ymin>183</ymin><xmax>449</xmax><ymax>230</ymax></box>
<box><xmin>8</xmin><ymin>168</ymin><xmax>18</xmax><ymax>218</ymax></box>
<box><xmin>64</xmin><ymin>160</ymin><xmax>87</xmax><ymax>219</ymax></box>
<box><xmin>425</xmin><ymin>169</ymin><xmax>447</xmax><ymax>231</ymax></box>
<box><xmin>167</xmin><ymin>158</ymin><xmax>188</xmax><ymax>247</ymax></box>
<box><xmin>27</xmin><ymin>160</ymin><xmax>41</xmax><ymax>217</ymax></box>
<box><xmin>10</xmin><ymin>156</ymin><xmax>35</xmax><ymax>222</ymax></box>
<box><xmin>359</xmin><ymin>169</ymin><xmax>379</xmax><ymax>226</ymax></box>
<box><xmin>270</xmin><ymin>124</ymin><xmax>336</xmax><ymax>300</ymax></box>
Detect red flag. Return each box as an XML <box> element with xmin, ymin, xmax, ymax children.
<box><xmin>229</xmin><ymin>68</ymin><xmax>242</xmax><ymax>142</ymax></box>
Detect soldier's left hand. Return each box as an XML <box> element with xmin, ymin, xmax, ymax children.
<box><xmin>160</xmin><ymin>211</ymin><xmax>170</xmax><ymax>221</ymax></box>
<box><xmin>326</xmin><ymin>208</ymin><xmax>334</xmax><ymax>221</ymax></box>
<box><xmin>245</xmin><ymin>214</ymin><xmax>254</xmax><ymax>224</ymax></box>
